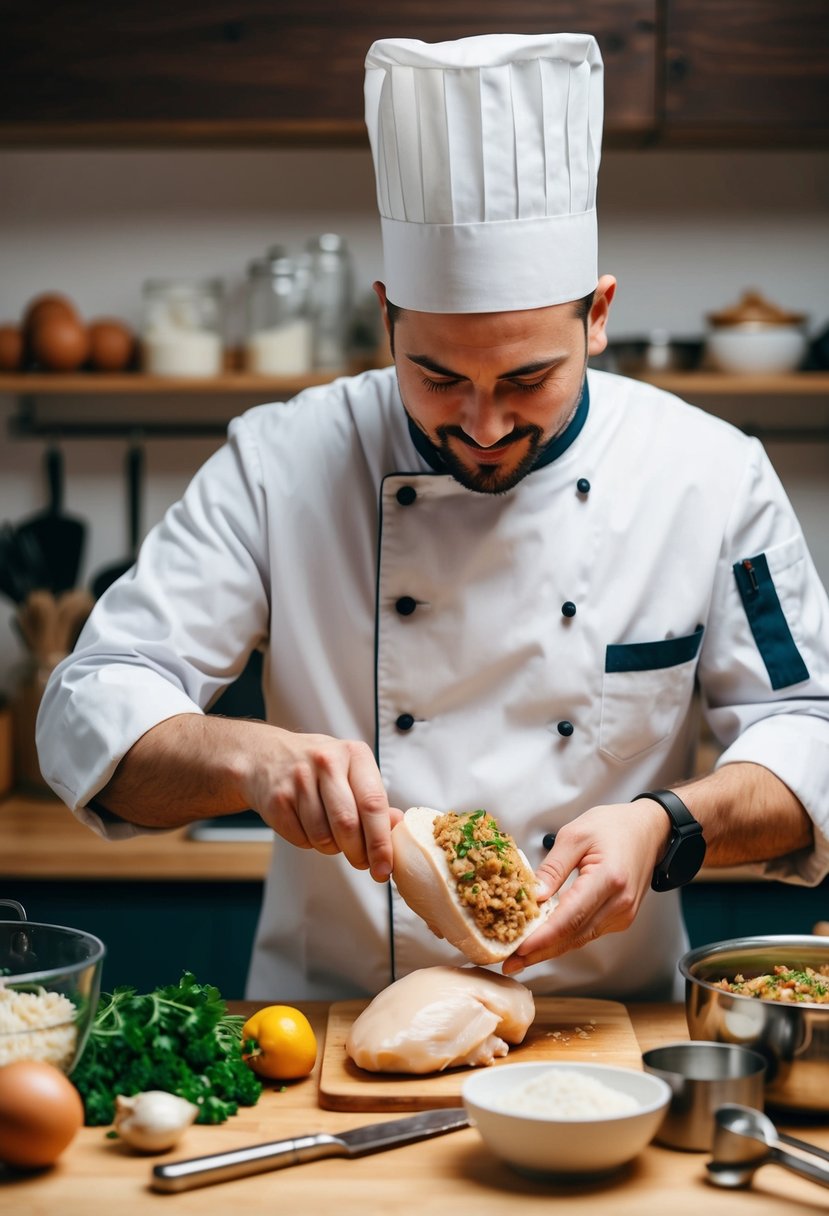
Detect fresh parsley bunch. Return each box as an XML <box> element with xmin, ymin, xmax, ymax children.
<box><xmin>71</xmin><ymin>971</ymin><xmax>263</xmax><ymax>1125</ymax></box>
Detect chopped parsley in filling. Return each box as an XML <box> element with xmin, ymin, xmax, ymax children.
<box><xmin>714</xmin><ymin>964</ymin><xmax>829</xmax><ymax>1004</ymax></box>
<box><xmin>433</xmin><ymin>809</ymin><xmax>540</xmax><ymax>944</ymax></box>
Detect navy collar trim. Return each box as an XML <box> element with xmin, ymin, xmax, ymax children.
<box><xmin>406</xmin><ymin>377</ymin><xmax>590</xmax><ymax>475</ymax></box>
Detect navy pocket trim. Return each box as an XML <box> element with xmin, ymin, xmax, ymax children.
<box><xmin>605</xmin><ymin>625</ymin><xmax>704</xmax><ymax>674</ymax></box>
<box><xmin>733</xmin><ymin>553</ymin><xmax>809</xmax><ymax>690</ymax></box>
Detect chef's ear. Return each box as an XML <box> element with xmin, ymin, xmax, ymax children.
<box><xmin>586</xmin><ymin>275</ymin><xmax>617</xmax><ymax>358</ymax></box>
<box><xmin>373</xmin><ymin>281</ymin><xmax>391</xmax><ymax>336</ymax></box>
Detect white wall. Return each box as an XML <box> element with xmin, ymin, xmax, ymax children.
<box><xmin>1</xmin><ymin>147</ymin><xmax>828</xmax><ymax>691</ymax></box>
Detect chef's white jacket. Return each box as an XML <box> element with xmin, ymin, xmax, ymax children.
<box><xmin>37</xmin><ymin>368</ymin><xmax>829</xmax><ymax>1000</ymax></box>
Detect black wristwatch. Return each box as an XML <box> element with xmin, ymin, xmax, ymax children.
<box><xmin>633</xmin><ymin>789</ymin><xmax>706</xmax><ymax>892</ymax></box>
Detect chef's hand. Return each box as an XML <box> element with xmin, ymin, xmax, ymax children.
<box><xmin>501</xmin><ymin>799</ymin><xmax>671</xmax><ymax>976</ymax></box>
<box><xmin>242</xmin><ymin>726</ymin><xmax>403</xmax><ymax>882</ymax></box>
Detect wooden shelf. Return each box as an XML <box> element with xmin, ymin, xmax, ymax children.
<box><xmin>3</xmin><ymin>369</ymin><xmax>827</xmax><ymax>441</ymax></box>
<box><xmin>1</xmin><ymin>370</ymin><xmax>827</xmax><ymax>398</ymax></box>
<box><xmin>0</xmin><ymin>370</ymin><xmax>350</xmax><ymax>396</ymax></box>
<box><xmin>634</xmin><ymin>371</ymin><xmax>829</xmax><ymax>396</ymax></box>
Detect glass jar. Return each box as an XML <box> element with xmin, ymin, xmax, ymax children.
<box><xmin>244</xmin><ymin>253</ymin><xmax>313</xmax><ymax>375</ymax></box>
<box><xmin>141</xmin><ymin>279</ymin><xmax>225</xmax><ymax>376</ymax></box>
<box><xmin>305</xmin><ymin>233</ymin><xmax>353</xmax><ymax>371</ymax></box>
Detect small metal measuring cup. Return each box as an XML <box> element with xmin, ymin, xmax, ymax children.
<box><xmin>642</xmin><ymin>1041</ymin><xmax>767</xmax><ymax>1151</ymax></box>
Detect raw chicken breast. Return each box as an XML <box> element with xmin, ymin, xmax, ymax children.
<box><xmin>346</xmin><ymin>965</ymin><xmax>535</xmax><ymax>1074</ymax></box>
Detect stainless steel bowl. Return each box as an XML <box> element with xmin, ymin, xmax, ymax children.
<box><xmin>679</xmin><ymin>936</ymin><xmax>829</xmax><ymax>1113</ymax></box>
<box><xmin>642</xmin><ymin>1041</ymin><xmax>766</xmax><ymax>1151</ymax></box>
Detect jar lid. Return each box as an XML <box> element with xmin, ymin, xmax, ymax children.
<box><xmin>307</xmin><ymin>233</ymin><xmax>347</xmax><ymax>253</ymax></box>
<box><xmin>707</xmin><ymin>290</ymin><xmax>805</xmax><ymax>328</ymax></box>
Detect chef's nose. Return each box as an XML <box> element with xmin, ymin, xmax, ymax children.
<box><xmin>459</xmin><ymin>392</ymin><xmax>514</xmax><ymax>449</ymax></box>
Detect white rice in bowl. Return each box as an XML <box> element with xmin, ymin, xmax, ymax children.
<box><xmin>499</xmin><ymin>1068</ymin><xmax>640</xmax><ymax>1119</ymax></box>
<box><xmin>0</xmin><ymin>985</ymin><xmax>78</xmax><ymax>1069</ymax></box>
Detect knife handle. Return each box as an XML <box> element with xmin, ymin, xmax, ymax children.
<box><xmin>151</xmin><ymin>1133</ymin><xmax>345</xmax><ymax>1192</ymax></box>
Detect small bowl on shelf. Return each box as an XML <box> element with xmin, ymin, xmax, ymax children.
<box><xmin>704</xmin><ymin>290</ymin><xmax>808</xmax><ymax>375</ymax></box>
<box><xmin>0</xmin><ymin>900</ymin><xmax>105</xmax><ymax>1075</ymax></box>
<box><xmin>461</xmin><ymin>1061</ymin><xmax>671</xmax><ymax>1178</ymax></box>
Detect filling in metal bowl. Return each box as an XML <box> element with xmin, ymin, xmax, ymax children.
<box><xmin>713</xmin><ymin>964</ymin><xmax>829</xmax><ymax>1005</ymax></box>
<box><xmin>679</xmin><ymin>936</ymin><xmax>829</xmax><ymax>1112</ymax></box>
<box><xmin>681</xmin><ymin>937</ymin><xmax>829</xmax><ymax>1009</ymax></box>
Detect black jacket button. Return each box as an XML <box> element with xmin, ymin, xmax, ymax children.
<box><xmin>396</xmin><ymin>485</ymin><xmax>417</xmax><ymax>506</ymax></box>
<box><xmin>395</xmin><ymin>596</ymin><xmax>417</xmax><ymax>616</ymax></box>
<box><xmin>561</xmin><ymin>601</ymin><xmax>577</xmax><ymax>618</ymax></box>
<box><xmin>396</xmin><ymin>713</ymin><xmax>415</xmax><ymax>731</ymax></box>
<box><xmin>557</xmin><ymin>720</ymin><xmax>574</xmax><ymax>737</ymax></box>
<box><xmin>576</xmin><ymin>478</ymin><xmax>591</xmax><ymax>494</ymax></box>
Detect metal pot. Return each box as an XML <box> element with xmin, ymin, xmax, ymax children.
<box><xmin>679</xmin><ymin>935</ymin><xmax>829</xmax><ymax>1113</ymax></box>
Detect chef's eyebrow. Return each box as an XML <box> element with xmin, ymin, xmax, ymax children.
<box><xmin>406</xmin><ymin>354</ymin><xmax>566</xmax><ymax>379</ymax></box>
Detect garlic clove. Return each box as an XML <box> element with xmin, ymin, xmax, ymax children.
<box><xmin>114</xmin><ymin>1090</ymin><xmax>199</xmax><ymax>1152</ymax></box>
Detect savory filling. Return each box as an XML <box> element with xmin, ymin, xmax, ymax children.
<box><xmin>433</xmin><ymin>809</ymin><xmax>540</xmax><ymax>944</ymax></box>
<box><xmin>714</xmin><ymin>964</ymin><xmax>829</xmax><ymax>1004</ymax></box>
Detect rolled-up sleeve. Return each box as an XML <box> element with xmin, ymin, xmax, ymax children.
<box><xmin>36</xmin><ymin>413</ymin><xmax>271</xmax><ymax>837</ymax></box>
<box><xmin>699</xmin><ymin>440</ymin><xmax>829</xmax><ymax>883</ymax></box>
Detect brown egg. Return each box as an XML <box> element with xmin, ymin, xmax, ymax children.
<box><xmin>31</xmin><ymin>312</ymin><xmax>91</xmax><ymax>372</ymax></box>
<box><xmin>22</xmin><ymin>292</ymin><xmax>79</xmax><ymax>338</ymax></box>
<box><xmin>0</xmin><ymin>1059</ymin><xmax>84</xmax><ymax>1169</ymax></box>
<box><xmin>0</xmin><ymin>323</ymin><xmax>24</xmax><ymax>371</ymax></box>
<box><xmin>88</xmin><ymin>317</ymin><xmax>137</xmax><ymax>372</ymax></box>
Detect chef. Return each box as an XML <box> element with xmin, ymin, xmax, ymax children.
<box><xmin>37</xmin><ymin>33</ymin><xmax>829</xmax><ymax>1001</ymax></box>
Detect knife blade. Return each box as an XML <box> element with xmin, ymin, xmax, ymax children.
<box><xmin>151</xmin><ymin>1107</ymin><xmax>470</xmax><ymax>1192</ymax></box>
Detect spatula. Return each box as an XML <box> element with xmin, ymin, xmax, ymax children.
<box><xmin>90</xmin><ymin>442</ymin><xmax>144</xmax><ymax>599</ymax></box>
<box><xmin>15</xmin><ymin>445</ymin><xmax>86</xmax><ymax>595</ymax></box>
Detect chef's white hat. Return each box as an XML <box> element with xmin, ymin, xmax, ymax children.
<box><xmin>364</xmin><ymin>32</ymin><xmax>604</xmax><ymax>314</ymax></box>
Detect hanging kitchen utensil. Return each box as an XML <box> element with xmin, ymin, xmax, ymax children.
<box><xmin>15</xmin><ymin>445</ymin><xmax>86</xmax><ymax>594</ymax></box>
<box><xmin>0</xmin><ymin>522</ymin><xmax>51</xmax><ymax>604</ymax></box>
<box><xmin>90</xmin><ymin>441</ymin><xmax>144</xmax><ymax>599</ymax></box>
<box><xmin>0</xmin><ymin>524</ymin><xmax>32</xmax><ymax>604</ymax></box>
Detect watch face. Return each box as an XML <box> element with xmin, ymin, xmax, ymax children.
<box><xmin>655</xmin><ymin>831</ymin><xmax>707</xmax><ymax>891</ymax></box>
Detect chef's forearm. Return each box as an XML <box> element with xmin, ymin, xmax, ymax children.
<box><xmin>672</xmin><ymin>760</ymin><xmax>814</xmax><ymax>867</ymax></box>
<box><xmin>95</xmin><ymin>713</ymin><xmax>254</xmax><ymax>828</ymax></box>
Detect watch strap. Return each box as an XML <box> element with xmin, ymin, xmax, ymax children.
<box><xmin>633</xmin><ymin>789</ymin><xmax>706</xmax><ymax>892</ymax></box>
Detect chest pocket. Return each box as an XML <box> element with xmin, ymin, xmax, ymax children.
<box><xmin>599</xmin><ymin>626</ymin><xmax>704</xmax><ymax>762</ymax></box>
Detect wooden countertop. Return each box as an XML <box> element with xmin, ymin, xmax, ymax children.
<box><xmin>0</xmin><ymin>792</ymin><xmax>759</xmax><ymax>884</ymax></box>
<box><xmin>2</xmin><ymin>1003</ymin><xmax>826</xmax><ymax>1215</ymax></box>
<box><xmin>0</xmin><ymin>793</ymin><xmax>271</xmax><ymax>882</ymax></box>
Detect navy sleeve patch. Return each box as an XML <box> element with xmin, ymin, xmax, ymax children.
<box><xmin>733</xmin><ymin>554</ymin><xmax>809</xmax><ymax>690</ymax></box>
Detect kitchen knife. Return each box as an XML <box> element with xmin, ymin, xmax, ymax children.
<box><xmin>151</xmin><ymin>1107</ymin><xmax>469</xmax><ymax>1192</ymax></box>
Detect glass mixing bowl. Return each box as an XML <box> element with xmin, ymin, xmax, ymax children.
<box><xmin>0</xmin><ymin>900</ymin><xmax>105</xmax><ymax>1075</ymax></box>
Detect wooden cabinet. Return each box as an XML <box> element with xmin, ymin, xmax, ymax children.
<box><xmin>664</xmin><ymin>0</ymin><xmax>829</xmax><ymax>145</ymax></box>
<box><xmin>0</xmin><ymin>0</ymin><xmax>657</xmax><ymax>145</ymax></box>
<box><xmin>4</xmin><ymin>2</ymin><xmax>825</xmax><ymax>148</ymax></box>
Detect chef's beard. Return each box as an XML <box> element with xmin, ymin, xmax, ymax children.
<box><xmin>399</xmin><ymin>359</ymin><xmax>587</xmax><ymax>495</ymax></box>
<box><xmin>430</xmin><ymin>423</ymin><xmax>545</xmax><ymax>495</ymax></box>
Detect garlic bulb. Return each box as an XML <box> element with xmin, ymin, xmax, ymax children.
<box><xmin>114</xmin><ymin>1090</ymin><xmax>199</xmax><ymax>1152</ymax></box>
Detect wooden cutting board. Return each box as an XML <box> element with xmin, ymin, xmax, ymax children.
<box><xmin>318</xmin><ymin>997</ymin><xmax>641</xmax><ymax>1111</ymax></box>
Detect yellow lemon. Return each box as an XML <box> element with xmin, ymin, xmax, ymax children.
<box><xmin>241</xmin><ymin>1005</ymin><xmax>317</xmax><ymax>1080</ymax></box>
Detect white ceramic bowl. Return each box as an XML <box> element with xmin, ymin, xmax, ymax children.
<box><xmin>705</xmin><ymin>325</ymin><xmax>807</xmax><ymax>375</ymax></box>
<box><xmin>461</xmin><ymin>1061</ymin><xmax>671</xmax><ymax>1178</ymax></box>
